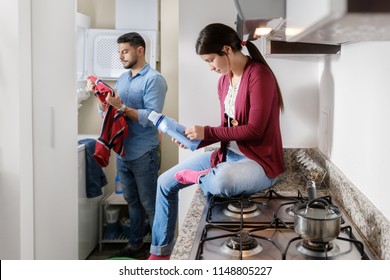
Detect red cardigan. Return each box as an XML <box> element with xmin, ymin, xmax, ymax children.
<box><xmin>201</xmin><ymin>60</ymin><xmax>285</xmax><ymax>178</ymax></box>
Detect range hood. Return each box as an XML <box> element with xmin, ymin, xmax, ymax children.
<box><xmin>234</xmin><ymin>0</ymin><xmax>390</xmax><ymax>55</ymax></box>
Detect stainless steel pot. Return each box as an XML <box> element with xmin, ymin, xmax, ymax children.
<box><xmin>293</xmin><ymin>198</ymin><xmax>342</xmax><ymax>242</ymax></box>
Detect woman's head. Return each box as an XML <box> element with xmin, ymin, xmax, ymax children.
<box><xmin>195</xmin><ymin>23</ymin><xmax>242</xmax><ymax>56</ymax></box>
<box><xmin>195</xmin><ymin>23</ymin><xmax>284</xmax><ymax>112</ymax></box>
<box><xmin>195</xmin><ymin>23</ymin><xmax>266</xmax><ymax>66</ymax></box>
<box><xmin>195</xmin><ymin>23</ymin><xmax>245</xmax><ymax>75</ymax></box>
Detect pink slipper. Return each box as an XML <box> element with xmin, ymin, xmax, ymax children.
<box><xmin>174</xmin><ymin>168</ymin><xmax>211</xmax><ymax>184</ymax></box>
<box><xmin>148</xmin><ymin>254</ymin><xmax>170</xmax><ymax>260</ymax></box>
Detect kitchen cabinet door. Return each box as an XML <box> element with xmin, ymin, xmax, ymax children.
<box><xmin>31</xmin><ymin>0</ymin><xmax>79</xmax><ymax>259</ymax></box>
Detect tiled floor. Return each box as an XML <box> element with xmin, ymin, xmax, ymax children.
<box><xmin>86</xmin><ymin>243</ymin><xmax>151</xmax><ymax>260</ymax></box>
<box><xmin>86</xmin><ymin>243</ymin><xmax>123</xmax><ymax>260</ymax></box>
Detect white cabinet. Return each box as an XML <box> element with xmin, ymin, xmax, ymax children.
<box><xmin>77</xmin><ymin>13</ymin><xmax>91</xmax><ymax>110</ymax></box>
<box><xmin>0</xmin><ymin>0</ymin><xmax>78</xmax><ymax>260</ymax></box>
<box><xmin>31</xmin><ymin>0</ymin><xmax>78</xmax><ymax>259</ymax></box>
<box><xmin>115</xmin><ymin>0</ymin><xmax>158</xmax><ymax>30</ymax></box>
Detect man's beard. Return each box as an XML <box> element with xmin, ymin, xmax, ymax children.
<box><xmin>123</xmin><ymin>59</ymin><xmax>137</xmax><ymax>69</ymax></box>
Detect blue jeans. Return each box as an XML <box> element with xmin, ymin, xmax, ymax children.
<box><xmin>116</xmin><ymin>146</ymin><xmax>160</xmax><ymax>247</ymax></box>
<box><xmin>150</xmin><ymin>149</ymin><xmax>277</xmax><ymax>256</ymax></box>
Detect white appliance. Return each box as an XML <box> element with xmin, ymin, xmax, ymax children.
<box><xmin>78</xmin><ymin>135</ymin><xmax>103</xmax><ymax>259</ymax></box>
<box><xmin>86</xmin><ymin>29</ymin><xmax>157</xmax><ymax>80</ymax></box>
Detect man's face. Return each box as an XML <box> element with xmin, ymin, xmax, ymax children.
<box><xmin>118</xmin><ymin>42</ymin><xmax>138</xmax><ymax>69</ymax></box>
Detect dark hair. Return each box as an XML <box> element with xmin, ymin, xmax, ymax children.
<box><xmin>117</xmin><ymin>32</ymin><xmax>146</xmax><ymax>52</ymax></box>
<box><xmin>195</xmin><ymin>23</ymin><xmax>284</xmax><ymax>111</ymax></box>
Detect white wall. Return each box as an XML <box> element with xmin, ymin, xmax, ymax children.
<box><xmin>322</xmin><ymin>42</ymin><xmax>390</xmax><ymax>220</ymax></box>
<box><xmin>178</xmin><ymin>0</ymin><xmax>320</xmax><ymax>227</ymax></box>
<box><xmin>160</xmin><ymin>0</ymin><xmax>180</xmax><ymax>172</ymax></box>
<box><xmin>178</xmin><ymin>0</ymin><xmax>235</xmax><ymax>227</ymax></box>
<box><xmin>268</xmin><ymin>57</ymin><xmax>320</xmax><ymax>148</ymax></box>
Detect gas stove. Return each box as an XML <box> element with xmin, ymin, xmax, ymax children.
<box><xmin>188</xmin><ymin>189</ymin><xmax>376</xmax><ymax>260</ymax></box>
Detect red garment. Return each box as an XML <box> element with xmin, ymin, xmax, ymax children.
<box><xmin>201</xmin><ymin>60</ymin><xmax>285</xmax><ymax>178</ymax></box>
<box><xmin>88</xmin><ymin>75</ymin><xmax>129</xmax><ymax>167</ymax></box>
<box><xmin>94</xmin><ymin>105</ymin><xmax>129</xmax><ymax>167</ymax></box>
<box><xmin>87</xmin><ymin>75</ymin><xmax>113</xmax><ymax>104</ymax></box>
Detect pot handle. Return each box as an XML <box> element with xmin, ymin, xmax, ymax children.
<box><xmin>307</xmin><ymin>180</ymin><xmax>317</xmax><ymax>201</ymax></box>
<box><xmin>307</xmin><ymin>198</ymin><xmax>330</xmax><ymax>208</ymax></box>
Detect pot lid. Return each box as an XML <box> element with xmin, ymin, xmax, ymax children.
<box><xmin>293</xmin><ymin>198</ymin><xmax>341</xmax><ymax>220</ymax></box>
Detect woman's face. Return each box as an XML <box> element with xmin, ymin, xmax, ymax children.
<box><xmin>200</xmin><ymin>53</ymin><xmax>230</xmax><ymax>75</ymax></box>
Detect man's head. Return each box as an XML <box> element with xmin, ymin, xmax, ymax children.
<box><xmin>117</xmin><ymin>32</ymin><xmax>146</xmax><ymax>70</ymax></box>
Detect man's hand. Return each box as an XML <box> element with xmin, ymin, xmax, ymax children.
<box><xmin>86</xmin><ymin>78</ymin><xmax>96</xmax><ymax>92</ymax></box>
<box><xmin>105</xmin><ymin>89</ymin><xmax>123</xmax><ymax>110</ymax></box>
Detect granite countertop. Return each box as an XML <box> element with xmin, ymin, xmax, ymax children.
<box><xmin>170</xmin><ymin>148</ymin><xmax>390</xmax><ymax>260</ymax></box>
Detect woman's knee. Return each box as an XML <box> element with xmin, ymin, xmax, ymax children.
<box><xmin>157</xmin><ymin>171</ymin><xmax>181</xmax><ymax>197</ymax></box>
<box><xmin>205</xmin><ymin>171</ymin><xmax>236</xmax><ymax>196</ymax></box>
<box><xmin>157</xmin><ymin>169</ymin><xmax>173</xmax><ymax>188</ymax></box>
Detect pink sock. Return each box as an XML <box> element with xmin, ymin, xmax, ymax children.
<box><xmin>148</xmin><ymin>254</ymin><xmax>170</xmax><ymax>260</ymax></box>
<box><xmin>174</xmin><ymin>169</ymin><xmax>211</xmax><ymax>184</ymax></box>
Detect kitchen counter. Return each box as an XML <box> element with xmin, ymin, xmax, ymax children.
<box><xmin>170</xmin><ymin>148</ymin><xmax>390</xmax><ymax>260</ymax></box>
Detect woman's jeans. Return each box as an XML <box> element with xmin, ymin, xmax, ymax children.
<box><xmin>116</xmin><ymin>146</ymin><xmax>160</xmax><ymax>247</ymax></box>
<box><xmin>150</xmin><ymin>150</ymin><xmax>277</xmax><ymax>256</ymax></box>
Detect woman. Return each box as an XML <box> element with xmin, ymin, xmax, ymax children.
<box><xmin>148</xmin><ymin>23</ymin><xmax>285</xmax><ymax>260</ymax></box>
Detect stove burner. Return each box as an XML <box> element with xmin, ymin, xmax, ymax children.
<box><xmin>303</xmin><ymin>240</ymin><xmax>333</xmax><ymax>251</ymax></box>
<box><xmin>285</xmin><ymin>205</ymin><xmax>295</xmax><ymax>216</ymax></box>
<box><xmin>296</xmin><ymin>240</ymin><xmax>340</xmax><ymax>258</ymax></box>
<box><xmin>220</xmin><ymin>231</ymin><xmax>262</xmax><ymax>257</ymax></box>
<box><xmin>223</xmin><ymin>199</ymin><xmax>261</xmax><ymax>218</ymax></box>
<box><xmin>286</xmin><ymin>200</ymin><xmax>308</xmax><ymax>217</ymax></box>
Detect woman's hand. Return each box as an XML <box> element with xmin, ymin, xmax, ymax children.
<box><xmin>185</xmin><ymin>126</ymin><xmax>205</xmax><ymax>140</ymax></box>
<box><xmin>171</xmin><ymin>126</ymin><xmax>204</xmax><ymax>149</ymax></box>
<box><xmin>171</xmin><ymin>138</ymin><xmax>187</xmax><ymax>149</ymax></box>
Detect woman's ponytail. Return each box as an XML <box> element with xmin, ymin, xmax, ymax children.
<box><xmin>245</xmin><ymin>41</ymin><xmax>284</xmax><ymax>112</ymax></box>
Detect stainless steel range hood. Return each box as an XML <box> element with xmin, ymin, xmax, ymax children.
<box><xmin>234</xmin><ymin>0</ymin><xmax>390</xmax><ymax>55</ymax></box>
<box><xmin>235</xmin><ymin>0</ymin><xmax>286</xmax><ymax>41</ymax></box>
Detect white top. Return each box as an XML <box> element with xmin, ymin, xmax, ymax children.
<box><xmin>224</xmin><ymin>82</ymin><xmax>239</xmax><ymax>118</ymax></box>
<box><xmin>224</xmin><ymin>82</ymin><xmax>244</xmax><ymax>156</ymax></box>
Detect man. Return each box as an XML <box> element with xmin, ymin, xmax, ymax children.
<box><xmin>90</xmin><ymin>32</ymin><xmax>167</xmax><ymax>259</ymax></box>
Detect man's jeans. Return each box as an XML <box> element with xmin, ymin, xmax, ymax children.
<box><xmin>116</xmin><ymin>146</ymin><xmax>160</xmax><ymax>246</ymax></box>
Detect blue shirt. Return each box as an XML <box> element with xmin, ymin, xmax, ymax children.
<box><xmin>115</xmin><ymin>64</ymin><xmax>167</xmax><ymax>161</ymax></box>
